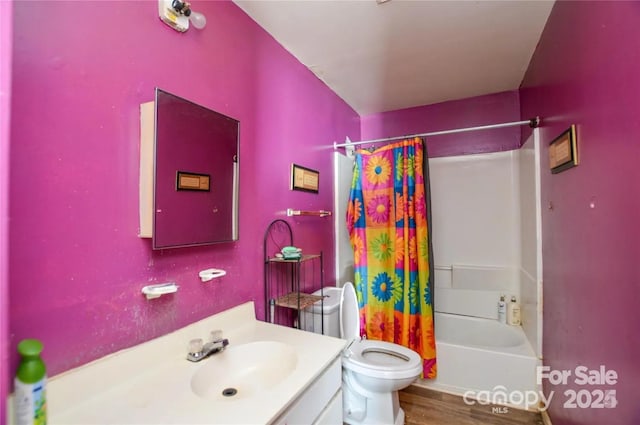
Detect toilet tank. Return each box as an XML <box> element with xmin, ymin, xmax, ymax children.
<box><xmin>301</xmin><ymin>287</ymin><xmax>341</xmax><ymax>338</ymax></box>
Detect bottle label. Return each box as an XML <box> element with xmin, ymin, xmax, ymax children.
<box><xmin>512</xmin><ymin>308</ymin><xmax>521</xmax><ymax>323</ymax></box>
<box><xmin>14</xmin><ymin>377</ymin><xmax>47</xmax><ymax>425</ymax></box>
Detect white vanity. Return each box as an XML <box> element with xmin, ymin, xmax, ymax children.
<box><xmin>43</xmin><ymin>302</ymin><xmax>346</xmax><ymax>424</ymax></box>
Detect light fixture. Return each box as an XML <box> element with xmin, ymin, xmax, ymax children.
<box><xmin>158</xmin><ymin>0</ymin><xmax>207</xmax><ymax>32</ymax></box>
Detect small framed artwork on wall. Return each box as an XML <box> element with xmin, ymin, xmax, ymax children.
<box><xmin>290</xmin><ymin>163</ymin><xmax>319</xmax><ymax>193</ymax></box>
<box><xmin>549</xmin><ymin>125</ymin><xmax>578</xmax><ymax>174</ymax></box>
<box><xmin>176</xmin><ymin>171</ymin><xmax>210</xmax><ymax>191</ymax></box>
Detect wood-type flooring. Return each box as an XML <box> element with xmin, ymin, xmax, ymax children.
<box><xmin>399</xmin><ymin>385</ymin><xmax>544</xmax><ymax>425</ymax></box>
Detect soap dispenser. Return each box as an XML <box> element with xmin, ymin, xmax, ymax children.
<box><xmin>507</xmin><ymin>296</ymin><xmax>521</xmax><ymax>326</ymax></box>
<box><xmin>497</xmin><ymin>295</ymin><xmax>507</xmax><ymax>324</ymax></box>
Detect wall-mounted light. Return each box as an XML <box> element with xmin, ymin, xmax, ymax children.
<box><xmin>158</xmin><ymin>0</ymin><xmax>207</xmax><ymax>32</ymax></box>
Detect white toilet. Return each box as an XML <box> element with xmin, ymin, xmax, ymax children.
<box><xmin>339</xmin><ymin>282</ymin><xmax>422</xmax><ymax>425</ymax></box>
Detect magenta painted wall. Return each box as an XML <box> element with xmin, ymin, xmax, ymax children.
<box><xmin>1</xmin><ymin>1</ymin><xmax>13</xmax><ymax>422</ymax></box>
<box><xmin>8</xmin><ymin>0</ymin><xmax>359</xmax><ymax>383</ymax></box>
<box><xmin>360</xmin><ymin>90</ymin><xmax>522</xmax><ymax>157</ymax></box>
<box><xmin>520</xmin><ymin>2</ymin><xmax>640</xmax><ymax>424</ymax></box>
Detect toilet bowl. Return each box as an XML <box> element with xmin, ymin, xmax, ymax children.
<box><xmin>340</xmin><ymin>282</ymin><xmax>422</xmax><ymax>425</ymax></box>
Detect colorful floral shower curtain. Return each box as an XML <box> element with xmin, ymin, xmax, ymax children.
<box><xmin>346</xmin><ymin>137</ymin><xmax>436</xmax><ymax>378</ymax></box>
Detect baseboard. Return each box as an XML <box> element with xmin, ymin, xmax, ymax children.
<box><xmin>541</xmin><ymin>409</ymin><xmax>552</xmax><ymax>425</ymax></box>
<box><xmin>412</xmin><ymin>378</ymin><xmax>470</xmax><ymax>398</ymax></box>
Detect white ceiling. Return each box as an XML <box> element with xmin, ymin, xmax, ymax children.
<box><xmin>233</xmin><ymin>0</ymin><xmax>554</xmax><ymax>116</ymax></box>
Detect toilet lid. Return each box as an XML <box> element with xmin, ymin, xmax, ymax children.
<box><xmin>340</xmin><ymin>282</ymin><xmax>360</xmax><ymax>341</ymax></box>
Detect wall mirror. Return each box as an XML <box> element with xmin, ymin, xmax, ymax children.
<box><xmin>153</xmin><ymin>88</ymin><xmax>239</xmax><ymax>249</ymax></box>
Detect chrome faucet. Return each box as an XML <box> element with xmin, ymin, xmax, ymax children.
<box><xmin>187</xmin><ymin>331</ymin><xmax>229</xmax><ymax>362</ymax></box>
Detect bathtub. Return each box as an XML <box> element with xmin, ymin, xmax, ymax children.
<box><xmin>416</xmin><ymin>312</ymin><xmax>540</xmax><ymax>409</ymax></box>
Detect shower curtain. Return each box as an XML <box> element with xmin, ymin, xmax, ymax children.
<box><xmin>346</xmin><ymin>137</ymin><xmax>436</xmax><ymax>378</ymax></box>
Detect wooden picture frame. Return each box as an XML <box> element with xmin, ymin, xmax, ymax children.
<box><xmin>176</xmin><ymin>171</ymin><xmax>210</xmax><ymax>191</ymax></box>
<box><xmin>549</xmin><ymin>125</ymin><xmax>578</xmax><ymax>174</ymax></box>
<box><xmin>290</xmin><ymin>164</ymin><xmax>319</xmax><ymax>193</ymax></box>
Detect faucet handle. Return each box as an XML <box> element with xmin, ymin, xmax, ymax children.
<box><xmin>210</xmin><ymin>329</ymin><xmax>223</xmax><ymax>342</ymax></box>
<box><xmin>188</xmin><ymin>338</ymin><xmax>204</xmax><ymax>355</ymax></box>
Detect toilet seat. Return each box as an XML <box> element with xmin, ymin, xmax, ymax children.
<box><xmin>344</xmin><ymin>339</ymin><xmax>422</xmax><ymax>379</ymax></box>
<box><xmin>340</xmin><ymin>282</ymin><xmax>422</xmax><ymax>380</ymax></box>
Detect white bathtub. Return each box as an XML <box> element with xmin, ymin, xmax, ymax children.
<box><xmin>416</xmin><ymin>312</ymin><xmax>540</xmax><ymax>409</ymax></box>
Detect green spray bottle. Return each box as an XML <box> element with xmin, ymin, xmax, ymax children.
<box><xmin>14</xmin><ymin>339</ymin><xmax>47</xmax><ymax>425</ymax></box>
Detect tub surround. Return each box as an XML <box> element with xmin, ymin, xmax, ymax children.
<box><xmin>429</xmin><ymin>151</ymin><xmax>523</xmax><ymax>320</ymax></box>
<box><xmin>517</xmin><ymin>133</ymin><xmax>542</xmax><ymax>358</ymax></box>
<box><xmin>31</xmin><ymin>302</ymin><xmax>345</xmax><ymax>424</ymax></box>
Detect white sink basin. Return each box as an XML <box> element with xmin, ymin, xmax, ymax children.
<box><xmin>43</xmin><ymin>303</ymin><xmax>346</xmax><ymax>425</ymax></box>
<box><xmin>190</xmin><ymin>341</ymin><xmax>298</xmax><ymax>400</ymax></box>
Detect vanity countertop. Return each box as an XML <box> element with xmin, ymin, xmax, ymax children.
<box><xmin>45</xmin><ymin>302</ymin><xmax>346</xmax><ymax>424</ymax></box>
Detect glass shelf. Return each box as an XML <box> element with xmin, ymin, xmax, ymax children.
<box><xmin>274</xmin><ymin>292</ymin><xmax>325</xmax><ymax>310</ymax></box>
<box><xmin>267</xmin><ymin>254</ymin><xmax>322</xmax><ymax>263</ymax></box>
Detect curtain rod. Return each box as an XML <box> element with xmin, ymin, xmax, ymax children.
<box><xmin>333</xmin><ymin>117</ymin><xmax>540</xmax><ymax>149</ymax></box>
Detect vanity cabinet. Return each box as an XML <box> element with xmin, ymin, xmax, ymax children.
<box><xmin>272</xmin><ymin>357</ymin><xmax>342</xmax><ymax>425</ymax></box>
<box><xmin>264</xmin><ymin>220</ymin><xmax>325</xmax><ymax>332</ymax></box>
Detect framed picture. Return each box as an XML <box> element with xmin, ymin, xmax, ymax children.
<box><xmin>549</xmin><ymin>125</ymin><xmax>578</xmax><ymax>174</ymax></box>
<box><xmin>176</xmin><ymin>171</ymin><xmax>210</xmax><ymax>191</ymax></box>
<box><xmin>290</xmin><ymin>164</ymin><xmax>319</xmax><ymax>193</ymax></box>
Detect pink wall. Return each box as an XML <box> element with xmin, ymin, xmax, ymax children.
<box><xmin>8</xmin><ymin>0</ymin><xmax>359</xmax><ymax>381</ymax></box>
<box><xmin>360</xmin><ymin>90</ymin><xmax>522</xmax><ymax>157</ymax></box>
<box><xmin>11</xmin><ymin>3</ymin><xmax>639</xmax><ymax>423</ymax></box>
<box><xmin>1</xmin><ymin>1</ymin><xmax>12</xmax><ymax>422</ymax></box>
<box><xmin>520</xmin><ymin>2</ymin><xmax>640</xmax><ymax>424</ymax></box>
